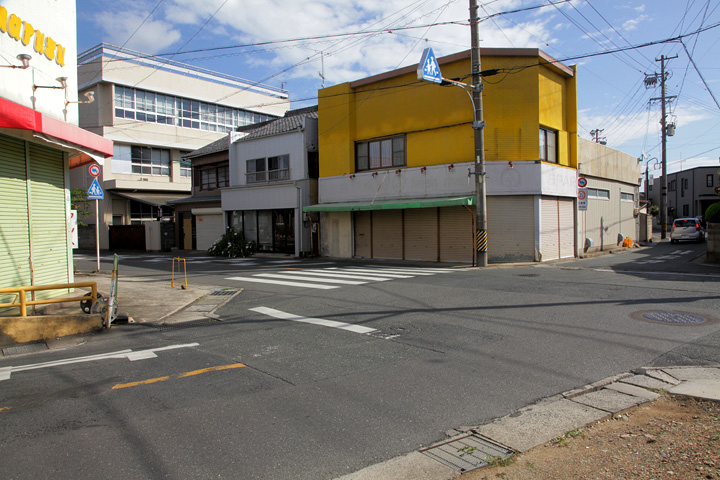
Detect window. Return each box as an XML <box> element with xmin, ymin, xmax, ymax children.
<box><xmin>708</xmin><ymin>175</ymin><xmax>714</xmax><ymax>188</ymax></box>
<box><xmin>621</xmin><ymin>192</ymin><xmax>634</xmax><ymax>202</ymax></box>
<box><xmin>131</xmin><ymin>146</ymin><xmax>170</xmax><ymax>176</ymax></box>
<box><xmin>669</xmin><ymin>180</ymin><xmax>676</xmax><ymax>192</ymax></box>
<box><xmin>588</xmin><ymin>188</ymin><xmax>610</xmax><ymax>199</ymax></box>
<box><xmin>247</xmin><ymin>158</ymin><xmax>266</xmax><ymax>183</ymax></box>
<box><xmin>113</xmin><ymin>85</ymin><xmax>275</xmax><ymax>131</ymax></box>
<box><xmin>247</xmin><ymin>156</ymin><xmax>290</xmax><ymax>183</ymax></box>
<box><xmin>648</xmin><ymin>184</ymin><xmax>653</xmax><ymax>191</ymax></box>
<box><xmin>355</xmin><ymin>135</ymin><xmax>405</xmax><ymax>171</ymax></box>
<box><xmin>539</xmin><ymin>127</ymin><xmax>558</xmax><ymax>163</ymax></box>
<box><xmin>200</xmin><ymin>166</ymin><xmax>229</xmax><ymax>190</ymax></box>
<box><xmin>683</xmin><ymin>205</ymin><xmax>689</xmax><ymax>216</ymax></box>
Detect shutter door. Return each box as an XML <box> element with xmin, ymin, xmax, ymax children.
<box><xmin>558</xmin><ymin>198</ymin><xmax>575</xmax><ymax>258</ymax></box>
<box><xmin>354</xmin><ymin>211</ymin><xmax>371</xmax><ymax>258</ymax></box>
<box><xmin>28</xmin><ymin>142</ymin><xmax>70</xmax><ymax>298</ymax></box>
<box><xmin>372</xmin><ymin>210</ymin><xmax>403</xmax><ymax>259</ymax></box>
<box><xmin>488</xmin><ymin>196</ymin><xmax>535</xmax><ymax>263</ymax></box>
<box><xmin>541</xmin><ymin>197</ymin><xmax>560</xmax><ymax>261</ymax></box>
<box><xmin>0</xmin><ymin>135</ymin><xmax>31</xmax><ymax>305</ymax></box>
<box><xmin>404</xmin><ymin>208</ymin><xmax>438</xmax><ymax>261</ymax></box>
<box><xmin>196</xmin><ymin>213</ymin><xmax>224</xmax><ymax>250</ymax></box>
<box><xmin>439</xmin><ymin>206</ymin><xmax>473</xmax><ymax>262</ymax></box>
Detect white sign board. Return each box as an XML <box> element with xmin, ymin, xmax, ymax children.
<box><xmin>578</xmin><ymin>188</ymin><xmax>588</xmax><ymax>211</ymax></box>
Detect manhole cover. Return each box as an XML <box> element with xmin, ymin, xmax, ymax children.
<box><xmin>420</xmin><ymin>433</ymin><xmax>515</xmax><ymax>473</ymax></box>
<box><xmin>631</xmin><ymin>310</ymin><xmax>712</xmax><ymax>326</ymax></box>
<box><xmin>210</xmin><ymin>289</ymin><xmax>237</xmax><ymax>297</ymax></box>
<box><xmin>2</xmin><ymin>342</ymin><xmax>48</xmax><ymax>357</ymax></box>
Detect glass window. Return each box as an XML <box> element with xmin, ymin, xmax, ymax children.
<box><xmin>247</xmin><ymin>158</ymin><xmax>266</xmax><ymax>183</ymax></box>
<box><xmin>130</xmin><ymin>146</ymin><xmax>170</xmax><ymax>176</ymax></box>
<box><xmin>540</xmin><ymin>127</ymin><xmax>557</xmax><ymax>163</ymax></box>
<box><xmin>268</xmin><ymin>155</ymin><xmax>290</xmax><ymax>181</ymax></box>
<box><xmin>708</xmin><ymin>175</ymin><xmax>714</xmax><ymax>188</ymax></box>
<box><xmin>356</xmin><ymin>136</ymin><xmax>405</xmax><ymax>171</ymax></box>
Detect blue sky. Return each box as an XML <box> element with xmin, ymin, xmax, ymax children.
<box><xmin>75</xmin><ymin>0</ymin><xmax>720</xmax><ymax>175</ymax></box>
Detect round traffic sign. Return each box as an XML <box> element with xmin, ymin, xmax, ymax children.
<box><xmin>89</xmin><ymin>164</ymin><xmax>101</xmax><ymax>177</ymax></box>
<box><xmin>578</xmin><ymin>177</ymin><xmax>587</xmax><ymax>188</ymax></box>
<box><xmin>578</xmin><ymin>189</ymin><xmax>587</xmax><ymax>200</ymax></box>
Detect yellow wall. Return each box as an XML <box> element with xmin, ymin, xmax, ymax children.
<box><xmin>318</xmin><ymin>51</ymin><xmax>577</xmax><ymax>177</ymax></box>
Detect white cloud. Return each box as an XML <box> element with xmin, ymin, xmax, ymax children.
<box><xmin>622</xmin><ymin>14</ymin><xmax>647</xmax><ymax>32</ymax></box>
<box><xmin>91</xmin><ymin>10</ymin><xmax>182</xmax><ymax>53</ymax></box>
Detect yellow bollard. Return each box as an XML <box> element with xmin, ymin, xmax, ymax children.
<box><xmin>171</xmin><ymin>257</ymin><xmax>188</xmax><ymax>289</ymax></box>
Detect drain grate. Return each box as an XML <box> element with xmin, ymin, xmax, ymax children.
<box><xmin>421</xmin><ymin>433</ymin><xmax>515</xmax><ymax>473</ymax></box>
<box><xmin>2</xmin><ymin>342</ymin><xmax>48</xmax><ymax>357</ymax></box>
<box><xmin>210</xmin><ymin>289</ymin><xmax>238</xmax><ymax>297</ymax></box>
<box><xmin>642</xmin><ymin>311</ymin><xmax>706</xmax><ymax>325</ymax></box>
<box><xmin>518</xmin><ymin>273</ymin><xmax>540</xmax><ymax>277</ymax></box>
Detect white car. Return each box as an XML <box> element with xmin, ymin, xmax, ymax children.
<box><xmin>670</xmin><ymin>218</ymin><xmax>705</xmax><ymax>244</ymax></box>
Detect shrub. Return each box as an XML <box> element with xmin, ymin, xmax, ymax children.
<box><xmin>706</xmin><ymin>202</ymin><xmax>720</xmax><ymax>224</ymax></box>
<box><xmin>648</xmin><ymin>205</ymin><xmax>660</xmax><ymax>217</ymax></box>
<box><xmin>208</xmin><ymin>228</ymin><xmax>256</xmax><ymax>257</ymax></box>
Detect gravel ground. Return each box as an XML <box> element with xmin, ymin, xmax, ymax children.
<box><xmin>461</xmin><ymin>393</ymin><xmax>720</xmax><ymax>480</ymax></box>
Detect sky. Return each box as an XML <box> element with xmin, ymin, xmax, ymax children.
<box><xmin>74</xmin><ymin>0</ymin><xmax>720</xmax><ymax>177</ymax></box>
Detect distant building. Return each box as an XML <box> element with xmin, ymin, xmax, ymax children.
<box><xmin>0</xmin><ymin>0</ymin><xmax>112</xmax><ymax>300</ymax></box>
<box><xmin>649</xmin><ymin>166</ymin><xmax>720</xmax><ymax>222</ymax></box>
<box><xmin>70</xmin><ymin>44</ymin><xmax>290</xmax><ymax>250</ymax></box>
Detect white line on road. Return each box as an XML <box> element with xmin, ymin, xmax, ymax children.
<box><xmin>254</xmin><ymin>273</ymin><xmax>368</xmax><ymax>285</ymax></box>
<box><xmin>287</xmin><ymin>271</ymin><xmax>392</xmax><ymax>281</ymax></box>
<box><xmin>225</xmin><ymin>277</ymin><xmax>339</xmax><ymax>289</ymax></box>
<box><xmin>326</xmin><ymin>268</ymin><xmax>414</xmax><ymax>278</ymax></box>
<box><xmin>0</xmin><ymin>343</ymin><xmax>200</xmax><ymax>381</ymax></box>
<box><xmin>250</xmin><ymin>307</ymin><xmax>376</xmax><ymax>334</ymax></box>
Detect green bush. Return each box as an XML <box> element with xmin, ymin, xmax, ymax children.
<box><xmin>648</xmin><ymin>205</ymin><xmax>659</xmax><ymax>217</ymax></box>
<box><xmin>208</xmin><ymin>228</ymin><xmax>256</xmax><ymax>257</ymax></box>
<box><xmin>706</xmin><ymin>202</ymin><xmax>720</xmax><ymax>224</ymax></box>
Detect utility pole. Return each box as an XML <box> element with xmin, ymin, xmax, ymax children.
<box><xmin>650</xmin><ymin>54</ymin><xmax>677</xmax><ymax>239</ymax></box>
<box><xmin>470</xmin><ymin>0</ymin><xmax>487</xmax><ymax>266</ymax></box>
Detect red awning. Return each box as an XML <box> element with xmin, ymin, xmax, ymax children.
<box><xmin>0</xmin><ymin>97</ymin><xmax>113</xmax><ymax>168</ymax></box>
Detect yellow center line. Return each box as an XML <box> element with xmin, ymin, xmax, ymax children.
<box><xmin>177</xmin><ymin>363</ymin><xmax>246</xmax><ymax>378</ymax></box>
<box><xmin>111</xmin><ymin>363</ymin><xmax>247</xmax><ymax>390</ymax></box>
<box><xmin>112</xmin><ymin>376</ymin><xmax>170</xmax><ymax>390</ymax></box>
<box><xmin>0</xmin><ymin>406</ymin><xmax>12</xmax><ymax>413</ymax></box>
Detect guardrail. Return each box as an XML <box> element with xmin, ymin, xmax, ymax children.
<box><xmin>0</xmin><ymin>282</ymin><xmax>98</xmax><ymax>317</ymax></box>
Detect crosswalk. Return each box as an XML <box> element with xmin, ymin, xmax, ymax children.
<box><xmin>226</xmin><ymin>266</ymin><xmax>464</xmax><ymax>290</ymax></box>
<box><xmin>634</xmin><ymin>249</ymin><xmax>692</xmax><ymax>265</ymax></box>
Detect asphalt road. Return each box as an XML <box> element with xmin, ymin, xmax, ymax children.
<box><xmin>2</xmin><ymin>241</ymin><xmax>719</xmax><ymax>479</ymax></box>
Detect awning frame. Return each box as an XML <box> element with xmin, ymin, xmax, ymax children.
<box><xmin>303</xmin><ymin>196</ymin><xmax>475</xmax><ymax>212</ymax></box>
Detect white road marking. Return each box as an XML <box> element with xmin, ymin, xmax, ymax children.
<box><xmin>288</xmin><ymin>270</ymin><xmax>392</xmax><ymax>281</ymax></box>
<box><xmin>366</xmin><ymin>265</ymin><xmax>462</xmax><ymax>273</ymax></box>
<box><xmin>0</xmin><ymin>343</ymin><xmax>199</xmax><ymax>381</ymax></box>
<box><xmin>225</xmin><ymin>277</ymin><xmax>339</xmax><ymax>289</ymax></box>
<box><xmin>250</xmin><ymin>307</ymin><xmax>376</xmax><ymax>334</ymax></box>
<box><xmin>255</xmin><ymin>273</ymin><xmax>368</xmax><ymax>285</ymax></box>
<box><xmin>327</xmin><ymin>268</ymin><xmax>414</xmax><ymax>278</ymax></box>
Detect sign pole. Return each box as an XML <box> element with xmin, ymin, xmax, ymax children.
<box><xmin>95</xmin><ymin>199</ymin><xmax>100</xmax><ymax>271</ymax></box>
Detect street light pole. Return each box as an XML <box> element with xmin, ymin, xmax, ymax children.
<box><xmin>470</xmin><ymin>0</ymin><xmax>487</xmax><ymax>267</ymax></box>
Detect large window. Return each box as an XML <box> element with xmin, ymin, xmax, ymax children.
<box><xmin>115</xmin><ymin>85</ymin><xmax>275</xmax><ymax>133</ymax></box>
<box><xmin>131</xmin><ymin>146</ymin><xmax>170</xmax><ymax>176</ymax></box>
<box><xmin>539</xmin><ymin>127</ymin><xmax>558</xmax><ymax>163</ymax></box>
<box><xmin>621</xmin><ymin>192</ymin><xmax>634</xmax><ymax>202</ymax></box>
<box><xmin>246</xmin><ymin>155</ymin><xmax>290</xmax><ymax>183</ymax></box>
<box><xmin>708</xmin><ymin>175</ymin><xmax>714</xmax><ymax>187</ymax></box>
<box><xmin>355</xmin><ymin>135</ymin><xmax>405</xmax><ymax>171</ymax></box>
<box><xmin>200</xmin><ymin>166</ymin><xmax>229</xmax><ymax>191</ymax></box>
<box><xmin>588</xmin><ymin>188</ymin><xmax>610</xmax><ymax>199</ymax></box>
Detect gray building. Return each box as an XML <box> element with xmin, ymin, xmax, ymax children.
<box><xmin>649</xmin><ymin>166</ymin><xmax>719</xmax><ymax>223</ymax></box>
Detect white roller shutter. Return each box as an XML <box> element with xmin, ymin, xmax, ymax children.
<box><xmin>195</xmin><ymin>213</ymin><xmax>224</xmax><ymax>250</ymax></box>
<box><xmin>404</xmin><ymin>208</ymin><xmax>438</xmax><ymax>261</ymax></box>
<box><xmin>541</xmin><ymin>197</ymin><xmax>560</xmax><ymax>261</ymax></box>
<box><xmin>487</xmin><ymin>196</ymin><xmax>535</xmax><ymax>263</ymax></box>
<box><xmin>439</xmin><ymin>206</ymin><xmax>473</xmax><ymax>263</ymax></box>
<box><xmin>372</xmin><ymin>210</ymin><xmax>403</xmax><ymax>259</ymax></box>
<box><xmin>559</xmin><ymin>198</ymin><xmax>575</xmax><ymax>258</ymax></box>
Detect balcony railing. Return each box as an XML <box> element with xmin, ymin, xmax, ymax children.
<box><xmin>247</xmin><ymin>168</ymin><xmax>290</xmax><ymax>184</ymax></box>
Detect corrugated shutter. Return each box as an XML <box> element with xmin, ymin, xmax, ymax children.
<box><xmin>541</xmin><ymin>197</ymin><xmax>560</xmax><ymax>261</ymax></box>
<box><xmin>559</xmin><ymin>198</ymin><xmax>575</xmax><ymax>258</ymax></box>
<box><xmin>372</xmin><ymin>210</ymin><xmax>403</xmax><ymax>259</ymax></box>
<box><xmin>0</xmin><ymin>135</ymin><xmax>31</xmax><ymax>305</ymax></box>
<box><xmin>488</xmin><ymin>196</ymin><xmax>535</xmax><ymax>263</ymax></box>
<box><xmin>28</xmin><ymin>142</ymin><xmax>69</xmax><ymax>298</ymax></box>
<box><xmin>404</xmin><ymin>208</ymin><xmax>438</xmax><ymax>261</ymax></box>
<box><xmin>439</xmin><ymin>206</ymin><xmax>473</xmax><ymax>262</ymax></box>
<box><xmin>196</xmin><ymin>213</ymin><xmax>224</xmax><ymax>250</ymax></box>
<box><xmin>354</xmin><ymin>211</ymin><xmax>371</xmax><ymax>258</ymax></box>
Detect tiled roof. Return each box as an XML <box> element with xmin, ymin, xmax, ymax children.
<box><xmin>183</xmin><ymin>136</ymin><xmax>229</xmax><ymax>159</ymax></box>
<box><xmin>238</xmin><ymin>105</ymin><xmax>318</xmax><ymax>141</ymax></box>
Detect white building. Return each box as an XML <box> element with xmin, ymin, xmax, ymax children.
<box><xmin>70</xmin><ymin>44</ymin><xmax>290</xmax><ymax>250</ymax></box>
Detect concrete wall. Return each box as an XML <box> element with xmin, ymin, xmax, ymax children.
<box><xmin>707</xmin><ymin>223</ymin><xmax>720</xmax><ymax>263</ymax></box>
<box><xmin>578</xmin><ymin>139</ymin><xmax>640</xmax><ymax>185</ymax></box>
<box><xmin>319</xmin><ymin>211</ymin><xmax>353</xmax><ymax>258</ymax></box>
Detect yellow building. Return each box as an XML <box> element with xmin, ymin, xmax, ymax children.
<box><xmin>306</xmin><ymin>48</ymin><xmax>581</xmax><ymax>263</ymax></box>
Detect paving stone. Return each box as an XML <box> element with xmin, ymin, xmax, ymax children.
<box><xmin>571</xmin><ymin>388</ymin><xmax>648</xmax><ymax>413</ymax></box>
<box><xmin>605</xmin><ymin>382</ymin><xmax>660</xmax><ymax>401</ymax></box>
<box><xmin>662</xmin><ymin>367</ymin><xmax>720</xmax><ymax>381</ymax></box>
<box><xmin>621</xmin><ymin>374</ymin><xmax>674</xmax><ymax>390</ymax></box>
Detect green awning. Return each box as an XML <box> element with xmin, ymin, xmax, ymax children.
<box><xmin>303</xmin><ymin>196</ymin><xmax>475</xmax><ymax>212</ymax></box>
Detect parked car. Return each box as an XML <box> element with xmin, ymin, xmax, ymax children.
<box><xmin>670</xmin><ymin>218</ymin><xmax>705</xmax><ymax>243</ymax></box>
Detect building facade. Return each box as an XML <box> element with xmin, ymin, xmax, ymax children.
<box><xmin>308</xmin><ymin>48</ymin><xmax>579</xmax><ymax>263</ymax></box>
<box><xmin>1</xmin><ymin>0</ymin><xmax>113</xmax><ymax>301</ymax></box>
<box><xmin>649</xmin><ymin>166</ymin><xmax>719</xmax><ymax>223</ymax></box>
<box><xmin>70</xmin><ymin>44</ymin><xmax>290</xmax><ymax>250</ymax></box>
<box><xmin>223</xmin><ymin>106</ymin><xmax>319</xmax><ymax>257</ymax></box>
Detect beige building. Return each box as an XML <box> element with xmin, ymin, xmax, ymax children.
<box><xmin>70</xmin><ymin>44</ymin><xmax>290</xmax><ymax>250</ymax></box>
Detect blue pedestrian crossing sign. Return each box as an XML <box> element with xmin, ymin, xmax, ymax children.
<box><xmin>417</xmin><ymin>47</ymin><xmax>443</xmax><ymax>84</ymax></box>
<box><xmin>87</xmin><ymin>178</ymin><xmax>104</xmax><ymax>200</ymax></box>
